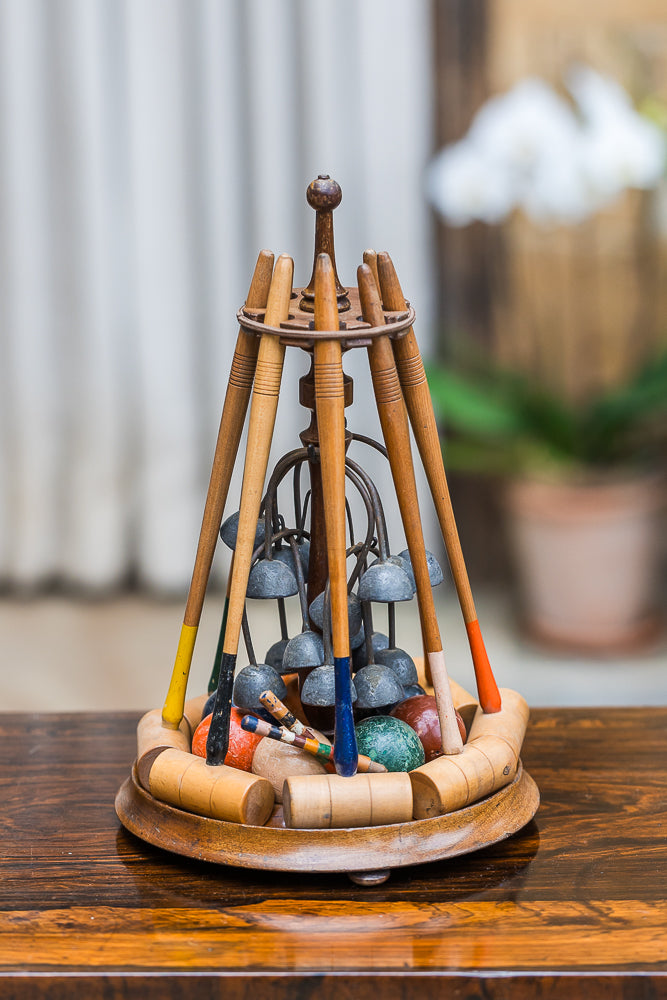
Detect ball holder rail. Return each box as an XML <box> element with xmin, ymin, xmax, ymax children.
<box><xmin>116</xmin><ymin>176</ymin><xmax>538</xmax><ymax>882</ymax></box>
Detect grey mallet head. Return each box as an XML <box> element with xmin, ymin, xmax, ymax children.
<box><xmin>352</xmin><ymin>630</ymin><xmax>390</xmax><ymax>671</ymax></box>
<box><xmin>353</xmin><ymin>663</ymin><xmax>404</xmax><ymax>718</ymax></box>
<box><xmin>232</xmin><ymin>662</ymin><xmax>287</xmax><ymax>719</ymax></box>
<box><xmin>349</xmin><ymin>626</ymin><xmax>367</xmax><ymax>651</ymax></box>
<box><xmin>375</xmin><ymin>646</ymin><xmax>419</xmax><ymax>687</ymax></box>
<box><xmin>220</xmin><ymin>511</ymin><xmax>266</xmax><ymax>551</ymax></box>
<box><xmin>272</xmin><ymin>542</ymin><xmax>309</xmax><ymax>575</ymax></box>
<box><xmin>358</xmin><ymin>556</ymin><xmax>414</xmax><ymax>603</ymax></box>
<box><xmin>246</xmin><ymin>557</ymin><xmax>299</xmax><ymax>599</ymax></box>
<box><xmin>280</xmin><ymin>629</ymin><xmax>325</xmax><ymax>675</ymax></box>
<box><xmin>300</xmin><ymin>662</ymin><xmax>358</xmax><ymax>707</ymax></box>
<box><xmin>397</xmin><ymin>547</ymin><xmax>444</xmax><ymax>588</ymax></box>
<box><xmin>308</xmin><ymin>590</ymin><xmax>363</xmax><ymax>636</ymax></box>
<box><xmin>265</xmin><ymin>637</ymin><xmax>289</xmax><ymax>671</ymax></box>
<box><xmin>401</xmin><ymin>683</ymin><xmax>426</xmax><ymax>700</ymax></box>
<box><xmin>300</xmin><ymin>662</ymin><xmax>358</xmax><ymax>736</ymax></box>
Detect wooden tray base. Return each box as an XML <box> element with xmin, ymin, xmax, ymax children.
<box><xmin>115</xmin><ymin>761</ymin><xmax>539</xmax><ymax>880</ymax></box>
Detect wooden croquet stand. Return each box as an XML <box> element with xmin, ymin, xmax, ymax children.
<box><xmin>115</xmin><ymin>176</ymin><xmax>539</xmax><ymax>882</ymax></box>
<box><xmin>116</xmin><ymin>673</ymin><xmax>539</xmax><ymax>884</ymax></box>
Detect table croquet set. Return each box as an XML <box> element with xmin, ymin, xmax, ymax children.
<box><xmin>115</xmin><ymin>176</ymin><xmax>539</xmax><ymax>883</ymax></box>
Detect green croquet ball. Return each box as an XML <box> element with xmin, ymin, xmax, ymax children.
<box><xmin>354</xmin><ymin>715</ymin><xmax>425</xmax><ymax>772</ymax></box>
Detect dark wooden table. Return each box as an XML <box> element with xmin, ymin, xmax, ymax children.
<box><xmin>1</xmin><ymin>708</ymin><xmax>666</xmax><ymax>999</ymax></box>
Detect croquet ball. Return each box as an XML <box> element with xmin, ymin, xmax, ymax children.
<box><xmin>191</xmin><ymin>707</ymin><xmax>263</xmax><ymax>771</ymax></box>
<box><xmin>390</xmin><ymin>694</ymin><xmax>467</xmax><ymax>762</ymax></box>
<box><xmin>355</xmin><ymin>715</ymin><xmax>425</xmax><ymax>772</ymax></box>
<box><xmin>232</xmin><ymin>663</ymin><xmax>287</xmax><ymax>723</ymax></box>
<box><xmin>251</xmin><ymin>737</ymin><xmax>327</xmax><ymax>803</ymax></box>
<box><xmin>353</xmin><ymin>664</ymin><xmax>404</xmax><ymax>721</ymax></box>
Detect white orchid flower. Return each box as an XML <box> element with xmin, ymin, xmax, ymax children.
<box><xmin>426</xmin><ymin>67</ymin><xmax>667</xmax><ymax>228</ymax></box>
<box><xmin>426</xmin><ymin>140</ymin><xmax>516</xmax><ymax>226</ymax></box>
<box><xmin>578</xmin><ymin>121</ymin><xmax>665</xmax><ymax>201</ymax></box>
<box><xmin>568</xmin><ymin>66</ymin><xmax>666</xmax><ymax>196</ymax></box>
<box><xmin>468</xmin><ymin>78</ymin><xmax>581</xmax><ymax>174</ymax></box>
<box><xmin>520</xmin><ymin>147</ymin><xmax>600</xmax><ymax>223</ymax></box>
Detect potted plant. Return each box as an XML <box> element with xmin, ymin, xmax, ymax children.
<box><xmin>427</xmin><ymin>353</ymin><xmax>667</xmax><ymax>652</ymax></box>
<box><xmin>425</xmin><ymin>65</ymin><xmax>667</xmax><ymax>652</ymax></box>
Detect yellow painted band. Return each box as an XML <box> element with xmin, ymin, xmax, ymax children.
<box><xmin>161</xmin><ymin>624</ymin><xmax>199</xmax><ymax>729</ymax></box>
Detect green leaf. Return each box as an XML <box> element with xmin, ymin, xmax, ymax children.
<box><xmin>425</xmin><ymin>365</ymin><xmax>523</xmax><ymax>439</ymax></box>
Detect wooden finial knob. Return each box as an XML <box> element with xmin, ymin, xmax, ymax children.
<box><xmin>306</xmin><ymin>174</ymin><xmax>342</xmax><ymax>212</ymax></box>
<box><xmin>301</xmin><ymin>175</ymin><xmax>350</xmax><ymax>313</ymax></box>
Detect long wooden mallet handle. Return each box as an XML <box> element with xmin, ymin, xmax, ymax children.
<box><xmin>162</xmin><ymin>250</ymin><xmax>274</xmax><ymax>729</ymax></box>
<box><xmin>377</xmin><ymin>251</ymin><xmax>501</xmax><ymax>714</ymax></box>
<box><xmin>313</xmin><ymin>253</ymin><xmax>358</xmax><ymax>777</ymax></box>
<box><xmin>206</xmin><ymin>254</ymin><xmax>294</xmax><ymax>765</ymax></box>
<box><xmin>359</xmin><ymin>262</ymin><xmax>462</xmax><ymax>754</ymax></box>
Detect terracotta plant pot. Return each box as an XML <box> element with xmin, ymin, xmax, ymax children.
<box><xmin>503</xmin><ymin>475</ymin><xmax>665</xmax><ymax>653</ymax></box>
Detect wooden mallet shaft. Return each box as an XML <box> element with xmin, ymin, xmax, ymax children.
<box><xmin>376</xmin><ymin>251</ymin><xmax>501</xmax><ymax>714</ymax></box>
<box><xmin>359</xmin><ymin>261</ymin><xmax>462</xmax><ymax>755</ymax></box>
<box><xmin>162</xmin><ymin>249</ymin><xmax>274</xmax><ymax>729</ymax></box>
<box><xmin>206</xmin><ymin>254</ymin><xmax>294</xmax><ymax>765</ymax></box>
<box><xmin>313</xmin><ymin>253</ymin><xmax>358</xmax><ymax>777</ymax></box>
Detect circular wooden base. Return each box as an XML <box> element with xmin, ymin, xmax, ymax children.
<box><xmin>115</xmin><ymin>762</ymin><xmax>539</xmax><ymax>874</ymax></box>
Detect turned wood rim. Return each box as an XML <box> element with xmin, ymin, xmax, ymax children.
<box><xmin>236</xmin><ymin>295</ymin><xmax>416</xmax><ymax>348</ymax></box>
<box><xmin>115</xmin><ymin>762</ymin><xmax>539</xmax><ymax>873</ymax></box>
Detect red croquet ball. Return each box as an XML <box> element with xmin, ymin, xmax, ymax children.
<box><xmin>191</xmin><ymin>707</ymin><xmax>263</xmax><ymax>771</ymax></box>
<box><xmin>390</xmin><ymin>694</ymin><xmax>466</xmax><ymax>761</ymax></box>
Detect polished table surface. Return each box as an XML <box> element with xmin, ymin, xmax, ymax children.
<box><xmin>1</xmin><ymin>707</ymin><xmax>666</xmax><ymax>999</ymax></box>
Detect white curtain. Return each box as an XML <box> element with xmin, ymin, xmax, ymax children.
<box><xmin>0</xmin><ymin>0</ymin><xmax>435</xmax><ymax>591</ymax></box>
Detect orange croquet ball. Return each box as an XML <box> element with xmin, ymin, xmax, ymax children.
<box><xmin>191</xmin><ymin>707</ymin><xmax>263</xmax><ymax>772</ymax></box>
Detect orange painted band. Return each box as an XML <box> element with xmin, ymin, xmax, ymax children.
<box><xmin>465</xmin><ymin>619</ymin><xmax>501</xmax><ymax>714</ymax></box>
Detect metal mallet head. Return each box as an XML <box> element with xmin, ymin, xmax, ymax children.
<box><xmin>352</xmin><ymin>664</ymin><xmax>405</xmax><ymax>721</ymax></box>
<box><xmin>397</xmin><ymin>547</ymin><xmax>444</xmax><ymax>588</ymax></box>
<box><xmin>309</xmin><ymin>590</ymin><xmax>363</xmax><ymax>636</ymax></box>
<box><xmin>220</xmin><ymin>511</ymin><xmax>266</xmax><ymax>551</ymax></box>
<box><xmin>375</xmin><ymin>646</ymin><xmax>419</xmax><ymax>688</ymax></box>
<box><xmin>300</xmin><ymin>662</ymin><xmax>358</xmax><ymax>737</ymax></box>
<box><xmin>232</xmin><ymin>663</ymin><xmax>287</xmax><ymax>723</ymax></box>
<box><xmin>358</xmin><ymin>556</ymin><xmax>414</xmax><ymax>603</ymax></box>
<box><xmin>265</xmin><ymin>637</ymin><xmax>290</xmax><ymax>671</ymax></box>
<box><xmin>280</xmin><ymin>629</ymin><xmax>325</xmax><ymax>677</ymax></box>
<box><xmin>352</xmin><ymin>630</ymin><xmax>390</xmax><ymax>671</ymax></box>
<box><xmin>246</xmin><ymin>557</ymin><xmax>299</xmax><ymax>599</ymax></box>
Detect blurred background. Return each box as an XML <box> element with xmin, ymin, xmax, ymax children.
<box><xmin>1</xmin><ymin>0</ymin><xmax>665</xmax><ymax>712</ymax></box>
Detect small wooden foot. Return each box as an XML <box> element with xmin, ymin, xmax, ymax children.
<box><xmin>348</xmin><ymin>869</ymin><xmax>391</xmax><ymax>886</ymax></box>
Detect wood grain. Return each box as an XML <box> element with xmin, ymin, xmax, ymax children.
<box><xmin>205</xmin><ymin>256</ymin><xmax>293</xmax><ymax>766</ymax></box>
<box><xmin>359</xmin><ymin>261</ymin><xmax>462</xmax><ymax>754</ymax></box>
<box><xmin>222</xmin><ymin>254</ymin><xmax>294</xmax><ymax>657</ymax></box>
<box><xmin>161</xmin><ymin>250</ymin><xmax>273</xmax><ymax>729</ymax></box>
<box><xmin>377</xmin><ymin>251</ymin><xmax>501</xmax><ymax>715</ymax></box>
<box><xmin>1</xmin><ymin>708</ymin><xmax>666</xmax><ymax>999</ymax></box>
<box><xmin>313</xmin><ymin>253</ymin><xmax>357</xmax><ymax>777</ymax></box>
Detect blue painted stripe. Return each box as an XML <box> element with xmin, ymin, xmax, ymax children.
<box><xmin>333</xmin><ymin>655</ymin><xmax>358</xmax><ymax>777</ymax></box>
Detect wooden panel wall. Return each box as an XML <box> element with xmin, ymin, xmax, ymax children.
<box><xmin>434</xmin><ymin>0</ymin><xmax>667</xmax><ymax>402</ymax></box>
<box><xmin>431</xmin><ymin>0</ymin><xmax>667</xmax><ymax>580</ymax></box>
